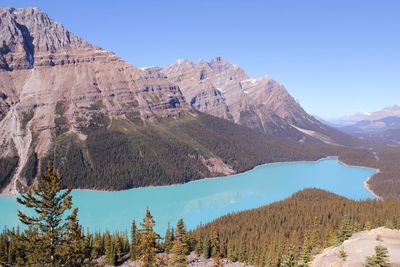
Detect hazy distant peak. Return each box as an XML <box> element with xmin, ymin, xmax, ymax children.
<box><xmin>324</xmin><ymin>104</ymin><xmax>400</xmax><ymax>128</ymax></box>
<box><xmin>382</xmin><ymin>104</ymin><xmax>400</xmax><ymax>112</ymax></box>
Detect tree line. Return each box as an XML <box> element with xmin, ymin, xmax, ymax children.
<box><xmin>0</xmin><ymin>162</ymin><xmax>217</xmax><ymax>266</ymax></box>
<box><xmin>30</xmin><ymin>112</ymin><xmax>342</xmax><ymax>192</ymax></box>
<box><xmin>192</xmin><ymin>188</ymin><xmax>400</xmax><ymax>266</ymax></box>
<box><xmin>2</xmin><ymin>162</ymin><xmax>400</xmax><ymax>266</ymax></box>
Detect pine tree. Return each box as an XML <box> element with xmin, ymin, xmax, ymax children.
<box><xmin>122</xmin><ymin>231</ymin><xmax>130</xmax><ymax>254</ymax></box>
<box><xmin>164</xmin><ymin>222</ymin><xmax>173</xmax><ymax>253</ymax></box>
<box><xmin>138</xmin><ymin>208</ymin><xmax>159</xmax><ymax>267</ymax></box>
<box><xmin>130</xmin><ymin>220</ymin><xmax>140</xmax><ymax>260</ymax></box>
<box><xmin>14</xmin><ymin>227</ymin><xmax>43</xmax><ymax>265</ymax></box>
<box><xmin>325</xmin><ymin>225</ymin><xmax>338</xmax><ymax>246</ymax></box>
<box><xmin>83</xmin><ymin>232</ymin><xmax>92</xmax><ymax>262</ymax></box>
<box><xmin>336</xmin><ymin>218</ymin><xmax>352</xmax><ymax>243</ymax></box>
<box><xmin>169</xmin><ymin>218</ymin><xmax>189</xmax><ymax>267</ymax></box>
<box><xmin>365</xmin><ymin>244</ymin><xmax>390</xmax><ymax>267</ymax></box>
<box><xmin>63</xmin><ymin>208</ymin><xmax>86</xmax><ymax>266</ymax></box>
<box><xmin>91</xmin><ymin>232</ymin><xmax>103</xmax><ymax>260</ymax></box>
<box><xmin>0</xmin><ymin>231</ymin><xmax>8</xmax><ymax>264</ymax></box>
<box><xmin>15</xmin><ymin>161</ymin><xmax>80</xmax><ymax>266</ymax></box>
<box><xmin>309</xmin><ymin>217</ymin><xmax>320</xmax><ymax>250</ymax></box>
<box><xmin>353</xmin><ymin>222</ymin><xmax>361</xmax><ymax>233</ymax></box>
<box><xmin>298</xmin><ymin>234</ymin><xmax>311</xmax><ymax>267</ymax></box>
<box><xmin>281</xmin><ymin>245</ymin><xmax>297</xmax><ymax>267</ymax></box>
<box><xmin>195</xmin><ymin>239</ymin><xmax>203</xmax><ymax>257</ymax></box>
<box><xmin>226</xmin><ymin>239</ymin><xmax>237</xmax><ymax>262</ymax></box>
<box><xmin>203</xmin><ymin>239</ymin><xmax>211</xmax><ymax>259</ymax></box>
<box><xmin>211</xmin><ymin>231</ymin><xmax>221</xmax><ymax>258</ymax></box>
<box><xmin>104</xmin><ymin>231</ymin><xmax>116</xmax><ymax>265</ymax></box>
<box><xmin>113</xmin><ymin>234</ymin><xmax>122</xmax><ymax>264</ymax></box>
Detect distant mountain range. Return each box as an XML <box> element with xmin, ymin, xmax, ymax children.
<box><xmin>0</xmin><ymin>7</ymin><xmax>356</xmax><ymax>194</ymax></box>
<box><xmin>326</xmin><ymin>105</ymin><xmax>400</xmax><ymax>126</ymax></box>
<box><xmin>324</xmin><ymin>105</ymin><xmax>400</xmax><ymax>146</ymax></box>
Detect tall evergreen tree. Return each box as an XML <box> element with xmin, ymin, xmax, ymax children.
<box><xmin>91</xmin><ymin>232</ymin><xmax>103</xmax><ymax>260</ymax></box>
<box><xmin>15</xmin><ymin>161</ymin><xmax>83</xmax><ymax>266</ymax></box>
<box><xmin>164</xmin><ymin>222</ymin><xmax>173</xmax><ymax>253</ymax></box>
<box><xmin>203</xmin><ymin>239</ymin><xmax>211</xmax><ymax>259</ymax></box>
<box><xmin>138</xmin><ymin>208</ymin><xmax>159</xmax><ymax>267</ymax></box>
<box><xmin>211</xmin><ymin>231</ymin><xmax>221</xmax><ymax>258</ymax></box>
<box><xmin>170</xmin><ymin>218</ymin><xmax>189</xmax><ymax>267</ymax></box>
<box><xmin>104</xmin><ymin>231</ymin><xmax>117</xmax><ymax>265</ymax></box>
<box><xmin>63</xmin><ymin>208</ymin><xmax>86</xmax><ymax>266</ymax></box>
<box><xmin>337</xmin><ymin>218</ymin><xmax>352</xmax><ymax>243</ymax></box>
<box><xmin>130</xmin><ymin>220</ymin><xmax>140</xmax><ymax>260</ymax></box>
<box><xmin>226</xmin><ymin>239</ymin><xmax>237</xmax><ymax>262</ymax></box>
<box><xmin>298</xmin><ymin>234</ymin><xmax>311</xmax><ymax>267</ymax></box>
<box><xmin>113</xmin><ymin>234</ymin><xmax>122</xmax><ymax>264</ymax></box>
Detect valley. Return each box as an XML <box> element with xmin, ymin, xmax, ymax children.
<box><xmin>0</xmin><ymin>156</ymin><xmax>376</xmax><ymax>235</ymax></box>
<box><xmin>0</xmin><ymin>4</ymin><xmax>400</xmax><ymax>267</ymax></box>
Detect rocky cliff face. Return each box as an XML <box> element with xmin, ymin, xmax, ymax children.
<box><xmin>162</xmin><ymin>57</ymin><xmax>353</xmax><ymax>145</ymax></box>
<box><xmin>0</xmin><ymin>7</ymin><xmax>354</xmax><ymax>195</ymax></box>
<box><xmin>0</xmin><ymin>7</ymin><xmax>188</xmax><ymax>194</ymax></box>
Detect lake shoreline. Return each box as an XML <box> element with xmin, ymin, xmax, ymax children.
<box><xmin>0</xmin><ymin>155</ymin><xmax>381</xmax><ymax>200</ymax></box>
<box><xmin>337</xmin><ymin>159</ymin><xmax>381</xmax><ymax>200</ymax></box>
<box><xmin>0</xmin><ymin>156</ymin><xmax>380</xmax><ymax>235</ymax></box>
<box><xmin>70</xmin><ymin>156</ymin><xmax>383</xmax><ymax>201</ymax></box>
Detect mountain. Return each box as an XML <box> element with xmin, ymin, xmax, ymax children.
<box><xmin>161</xmin><ymin>57</ymin><xmax>355</xmax><ymax>145</ymax></box>
<box><xmin>0</xmin><ymin>7</ymin><xmax>191</xmax><ymax>194</ymax></box>
<box><xmin>326</xmin><ymin>104</ymin><xmax>400</xmax><ymax>126</ymax></box>
<box><xmin>341</xmin><ymin>116</ymin><xmax>400</xmax><ymax>134</ymax></box>
<box><xmin>340</xmin><ymin>118</ymin><xmax>400</xmax><ymax>147</ymax></box>
<box><xmin>0</xmin><ymin>7</ymin><xmax>340</xmax><ymax>195</ymax></box>
<box><xmin>327</xmin><ymin>106</ymin><xmax>400</xmax><ymax>146</ymax></box>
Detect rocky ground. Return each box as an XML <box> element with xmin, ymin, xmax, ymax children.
<box><xmin>101</xmin><ymin>252</ymin><xmax>252</xmax><ymax>267</ymax></box>
<box><xmin>312</xmin><ymin>227</ymin><xmax>400</xmax><ymax>267</ymax></box>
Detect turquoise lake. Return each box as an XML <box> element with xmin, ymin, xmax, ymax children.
<box><xmin>0</xmin><ymin>157</ymin><xmax>377</xmax><ymax>235</ymax></box>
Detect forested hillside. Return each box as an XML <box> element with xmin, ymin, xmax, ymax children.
<box><xmin>3</xmin><ymin>164</ymin><xmax>400</xmax><ymax>266</ymax></box>
<box><xmin>192</xmin><ymin>189</ymin><xmax>400</xmax><ymax>266</ymax></box>
<box><xmin>339</xmin><ymin>146</ymin><xmax>400</xmax><ymax>199</ymax></box>
<box><xmin>36</xmin><ymin>112</ymin><xmax>340</xmax><ymax>190</ymax></box>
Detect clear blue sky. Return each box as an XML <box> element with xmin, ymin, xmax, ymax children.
<box><xmin>1</xmin><ymin>0</ymin><xmax>399</xmax><ymax>118</ymax></box>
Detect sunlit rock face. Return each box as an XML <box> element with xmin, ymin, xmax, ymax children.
<box><xmin>0</xmin><ymin>7</ymin><xmax>190</xmax><ymax>193</ymax></box>
<box><xmin>162</xmin><ymin>57</ymin><xmax>351</xmax><ymax>144</ymax></box>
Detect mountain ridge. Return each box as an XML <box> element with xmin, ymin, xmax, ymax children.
<box><xmin>0</xmin><ymin>7</ymin><xmax>356</xmax><ymax>195</ymax></box>
<box><xmin>160</xmin><ymin>56</ymin><xmax>356</xmax><ymax>146</ymax></box>
<box><xmin>325</xmin><ymin>104</ymin><xmax>400</xmax><ymax>126</ymax></box>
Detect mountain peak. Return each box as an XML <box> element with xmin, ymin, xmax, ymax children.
<box><xmin>162</xmin><ymin>56</ymin><xmax>353</xmax><ymax>145</ymax></box>
<box><xmin>0</xmin><ymin>6</ymin><xmax>96</xmax><ymax>70</ymax></box>
<box><xmin>383</xmin><ymin>104</ymin><xmax>400</xmax><ymax>111</ymax></box>
<box><xmin>0</xmin><ymin>6</ymin><xmax>191</xmax><ymax>194</ymax></box>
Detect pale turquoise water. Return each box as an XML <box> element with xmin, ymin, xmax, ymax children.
<box><xmin>0</xmin><ymin>157</ymin><xmax>377</xmax><ymax>235</ymax></box>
